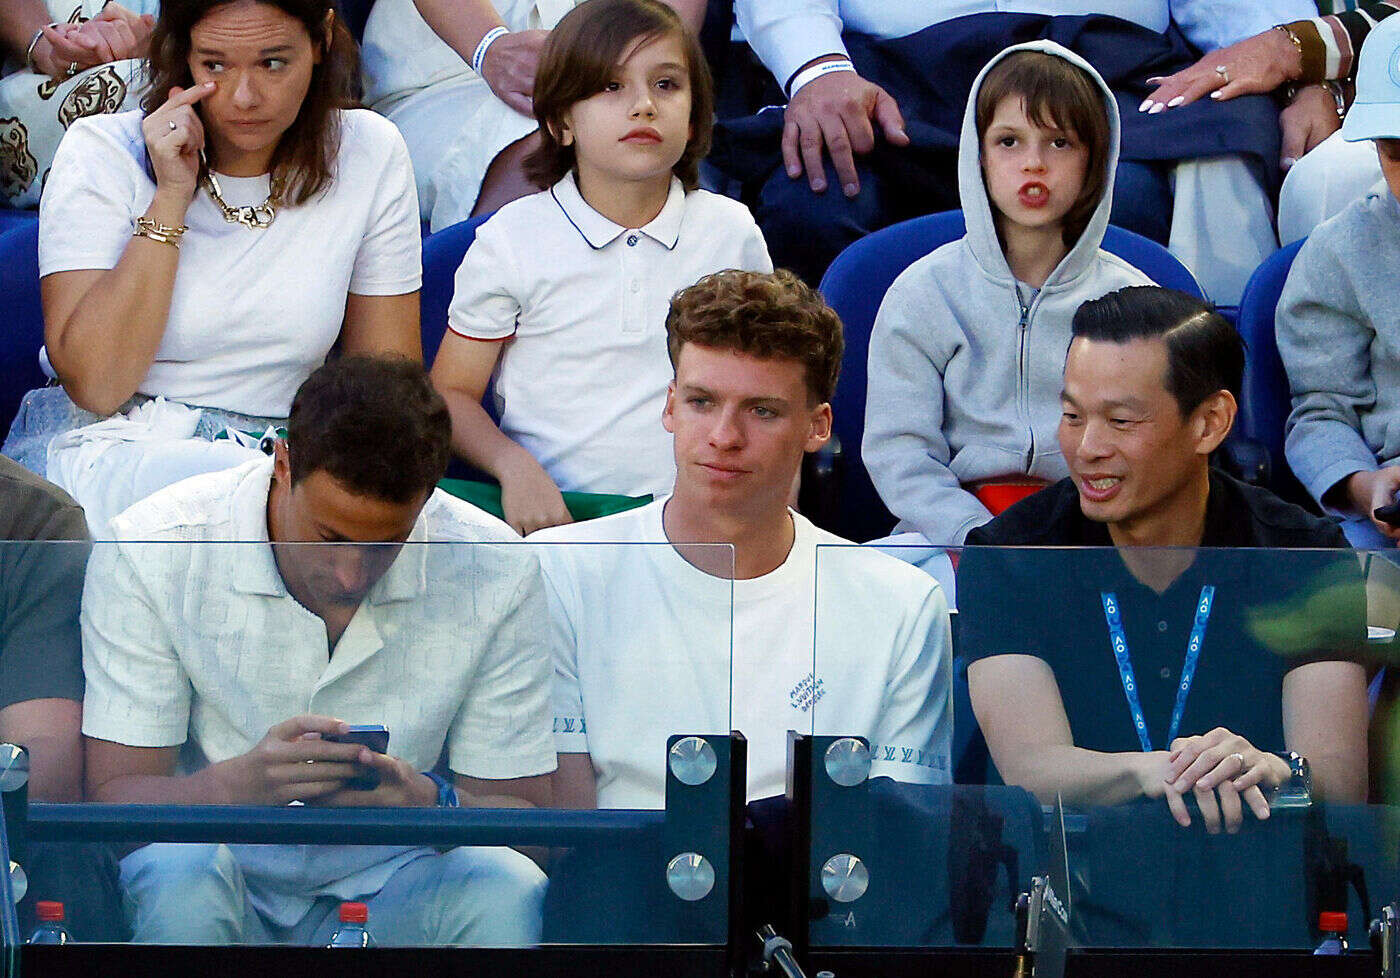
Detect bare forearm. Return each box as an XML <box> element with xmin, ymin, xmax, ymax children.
<box><xmin>442</xmin><ymin>386</ymin><xmax>531</xmax><ymax>478</ymax></box>
<box><xmin>411</xmin><ymin>0</ymin><xmax>504</xmax><ymax>62</ymax></box>
<box><xmin>46</xmin><ymin>191</ymin><xmax>192</xmax><ymax>414</ymax></box>
<box><xmin>0</xmin><ymin>0</ymin><xmax>53</xmax><ymax>61</ymax></box>
<box><xmin>22</xmin><ymin>735</ymin><xmax>82</xmax><ymax>803</ymax></box>
<box><xmin>88</xmin><ymin>763</ymin><xmax>235</xmax><ymax>806</ymax></box>
<box><xmin>995</xmin><ymin>744</ymin><xmax>1161</xmax><ymax>808</ymax></box>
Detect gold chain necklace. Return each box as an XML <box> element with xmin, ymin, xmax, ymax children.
<box><xmin>199</xmin><ymin>152</ymin><xmax>283</xmax><ymax>230</ymax></box>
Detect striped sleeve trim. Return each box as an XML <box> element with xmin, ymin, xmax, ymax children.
<box><xmin>1302</xmin><ymin>2</ymin><xmax>1400</xmax><ymax>81</ymax></box>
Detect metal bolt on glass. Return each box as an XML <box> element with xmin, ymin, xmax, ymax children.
<box><xmin>9</xmin><ymin>860</ymin><xmax>26</xmax><ymax>904</ymax></box>
<box><xmin>821</xmin><ymin>853</ymin><xmax>869</xmax><ymax>904</ymax></box>
<box><xmin>668</xmin><ymin>737</ymin><xmax>717</xmax><ymax>786</ymax></box>
<box><xmin>665</xmin><ymin>852</ymin><xmax>715</xmax><ymax>902</ymax></box>
<box><xmin>0</xmin><ymin>744</ymin><xmax>28</xmax><ymax>792</ymax></box>
<box><xmin>824</xmin><ymin>737</ymin><xmax>871</xmax><ymax>787</ymax></box>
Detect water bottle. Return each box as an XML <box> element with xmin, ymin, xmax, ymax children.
<box><xmin>27</xmin><ymin>901</ymin><xmax>72</xmax><ymax>945</ymax></box>
<box><xmin>1315</xmin><ymin>911</ymin><xmax>1349</xmax><ymax>955</ymax></box>
<box><xmin>327</xmin><ymin>902</ymin><xmax>374</xmax><ymax>948</ymax></box>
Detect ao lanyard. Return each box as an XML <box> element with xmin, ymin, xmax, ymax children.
<box><xmin>1099</xmin><ymin>585</ymin><xmax>1215</xmax><ymax>753</ymax></box>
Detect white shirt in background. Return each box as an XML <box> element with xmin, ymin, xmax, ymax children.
<box><xmin>39</xmin><ymin>109</ymin><xmax>422</xmax><ymax>419</ymax></box>
<box><xmin>446</xmin><ymin>173</ymin><xmax>772</xmax><ymax>498</ymax></box>
<box><xmin>532</xmin><ymin>498</ymin><xmax>953</xmax><ymax>808</ymax></box>
<box><xmin>734</xmin><ymin>0</ymin><xmax>1316</xmax><ymax>93</ymax></box>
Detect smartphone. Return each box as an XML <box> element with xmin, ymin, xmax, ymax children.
<box><xmin>1375</xmin><ymin>500</ymin><xmax>1400</xmax><ymax>526</ymax></box>
<box><xmin>324</xmin><ymin>724</ymin><xmax>390</xmax><ymax>792</ymax></box>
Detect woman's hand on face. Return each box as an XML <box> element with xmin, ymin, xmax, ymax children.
<box><xmin>478</xmin><ymin>28</ymin><xmax>549</xmax><ymax>117</ymax></box>
<box><xmin>142</xmin><ymin>84</ymin><xmax>216</xmax><ymax>204</ymax></box>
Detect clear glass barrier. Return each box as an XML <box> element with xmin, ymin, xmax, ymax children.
<box><xmin>0</xmin><ymin>539</ymin><xmax>735</xmax><ymax>949</ymax></box>
<box><xmin>811</xmin><ymin>543</ymin><xmax>1397</xmax><ymax>950</ymax></box>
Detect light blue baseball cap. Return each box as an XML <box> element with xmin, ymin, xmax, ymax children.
<box><xmin>1344</xmin><ymin>13</ymin><xmax>1400</xmax><ymax>141</ymax></box>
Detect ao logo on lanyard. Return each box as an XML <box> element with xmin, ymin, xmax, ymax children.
<box><xmin>1100</xmin><ymin>586</ymin><xmax>1215</xmax><ymax>753</ymax></box>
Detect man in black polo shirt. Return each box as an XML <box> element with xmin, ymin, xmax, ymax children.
<box><xmin>960</xmin><ymin>286</ymin><xmax>1369</xmax><ymax>834</ymax></box>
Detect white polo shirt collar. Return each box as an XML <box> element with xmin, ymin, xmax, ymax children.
<box><xmin>226</xmin><ymin>456</ymin><xmax>428</xmax><ymax>604</ymax></box>
<box><xmin>549</xmin><ymin>171</ymin><xmax>686</xmax><ymax>251</ymax></box>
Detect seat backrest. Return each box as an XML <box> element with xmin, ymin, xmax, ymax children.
<box><xmin>336</xmin><ymin>0</ymin><xmax>374</xmax><ymax>43</ymax></box>
<box><xmin>0</xmin><ymin>221</ymin><xmax>45</xmax><ymax>442</ymax></box>
<box><xmin>1235</xmin><ymin>238</ymin><xmax>1306</xmax><ymax>496</ymax></box>
<box><xmin>420</xmin><ymin>213</ymin><xmax>491</xmax><ymax>369</ymax></box>
<box><xmin>818</xmin><ymin>209</ymin><xmax>1203</xmax><ymax>543</ymax></box>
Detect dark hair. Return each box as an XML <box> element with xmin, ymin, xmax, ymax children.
<box><xmin>142</xmin><ymin>0</ymin><xmax>359</xmax><ymax>205</ymax></box>
<box><xmin>286</xmin><ymin>356</ymin><xmax>451</xmax><ymax>503</ymax></box>
<box><xmin>975</xmin><ymin>49</ymin><xmax>1111</xmax><ymax>249</ymax></box>
<box><xmin>1071</xmin><ymin>286</ymin><xmax>1245</xmax><ymax>416</ymax></box>
<box><xmin>524</xmin><ymin>0</ymin><xmax>713</xmax><ymax>191</ymax></box>
<box><xmin>666</xmin><ymin>269</ymin><xmax>843</xmax><ymax>404</ymax></box>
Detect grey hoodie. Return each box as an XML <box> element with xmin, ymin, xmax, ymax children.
<box><xmin>863</xmin><ymin>40</ymin><xmax>1154</xmax><ymax>547</ymax></box>
<box><xmin>1279</xmin><ymin>183</ymin><xmax>1400</xmax><ymax>507</ymax></box>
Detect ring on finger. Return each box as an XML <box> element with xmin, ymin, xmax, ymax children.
<box><xmin>1214</xmin><ymin>64</ymin><xmax>1229</xmax><ymax>85</ymax></box>
<box><xmin>1229</xmin><ymin>751</ymin><xmax>1246</xmax><ymax>772</ymax></box>
<box><xmin>65</xmin><ymin>61</ymin><xmax>78</xmax><ymax>77</ymax></box>
<box><xmin>168</xmin><ymin>119</ymin><xmax>178</xmax><ymax>131</ymax></box>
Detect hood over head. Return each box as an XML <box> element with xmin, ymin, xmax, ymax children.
<box><xmin>958</xmin><ymin>40</ymin><xmax>1121</xmax><ymax>289</ymax></box>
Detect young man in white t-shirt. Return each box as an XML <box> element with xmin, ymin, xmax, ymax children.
<box><xmin>533</xmin><ymin>269</ymin><xmax>952</xmax><ymax>808</ymax></box>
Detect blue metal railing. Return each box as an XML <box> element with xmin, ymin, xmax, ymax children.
<box><xmin>23</xmin><ymin>804</ymin><xmax>663</xmax><ymax>847</ymax></box>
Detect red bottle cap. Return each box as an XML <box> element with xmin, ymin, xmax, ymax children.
<box><xmin>1319</xmin><ymin>911</ymin><xmax>1348</xmax><ymax>933</ymax></box>
<box><xmin>35</xmin><ymin>901</ymin><xmax>64</xmax><ymax>922</ymax></box>
<box><xmin>339</xmin><ymin>902</ymin><xmax>368</xmax><ymax>924</ymax></box>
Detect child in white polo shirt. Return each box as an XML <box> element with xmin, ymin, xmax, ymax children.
<box><xmin>431</xmin><ymin>0</ymin><xmax>771</xmax><ymax>537</ymax></box>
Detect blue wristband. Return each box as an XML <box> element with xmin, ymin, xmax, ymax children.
<box><xmin>422</xmin><ymin>771</ymin><xmax>459</xmax><ymax>808</ymax></box>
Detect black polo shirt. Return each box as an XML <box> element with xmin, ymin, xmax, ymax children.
<box><xmin>958</xmin><ymin>472</ymin><xmax>1363</xmax><ymax>755</ymax></box>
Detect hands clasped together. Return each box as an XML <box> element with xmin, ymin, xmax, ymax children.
<box><xmin>1141</xmin><ymin>726</ymin><xmax>1292</xmax><ymax>834</ymax></box>
<box><xmin>29</xmin><ymin>2</ymin><xmax>154</xmax><ymax>80</ymax></box>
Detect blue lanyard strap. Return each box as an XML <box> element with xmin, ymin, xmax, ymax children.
<box><xmin>1100</xmin><ymin>585</ymin><xmax>1215</xmax><ymax>753</ymax></box>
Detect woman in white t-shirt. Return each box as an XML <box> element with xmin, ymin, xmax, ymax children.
<box><xmin>2</xmin><ymin>0</ymin><xmax>422</xmax><ymax>530</ymax></box>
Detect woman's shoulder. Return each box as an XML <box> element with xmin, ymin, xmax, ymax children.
<box><xmin>62</xmin><ymin>108</ymin><xmax>146</xmax><ymax>158</ymax></box>
<box><xmin>335</xmin><ymin>108</ymin><xmax>412</xmax><ymax>165</ymax></box>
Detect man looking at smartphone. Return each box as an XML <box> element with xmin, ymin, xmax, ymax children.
<box><xmin>80</xmin><ymin>356</ymin><xmax>556</xmax><ymax>945</ymax></box>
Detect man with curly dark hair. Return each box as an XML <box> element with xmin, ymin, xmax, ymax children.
<box><xmin>535</xmin><ymin>268</ymin><xmax>953</xmax><ymax>809</ymax></box>
<box><xmin>81</xmin><ymin>355</ymin><xmax>555</xmax><ymax>945</ymax></box>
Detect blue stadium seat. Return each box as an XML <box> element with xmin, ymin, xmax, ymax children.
<box><xmin>335</xmin><ymin>0</ymin><xmax>374</xmax><ymax>43</ymax></box>
<box><xmin>420</xmin><ymin>213</ymin><xmax>492</xmax><ymax>369</ymax></box>
<box><xmin>817</xmin><ymin>209</ymin><xmax>1204</xmax><ymax>544</ymax></box>
<box><xmin>420</xmin><ymin>213</ymin><xmax>498</xmax><ymax>482</ymax></box>
<box><xmin>0</xmin><ymin>209</ymin><xmax>38</xmax><ymax>237</ymax></box>
<box><xmin>1235</xmin><ymin>238</ymin><xmax>1308</xmax><ymax>504</ymax></box>
<box><xmin>0</xmin><ymin>221</ymin><xmax>45</xmax><ymax>442</ymax></box>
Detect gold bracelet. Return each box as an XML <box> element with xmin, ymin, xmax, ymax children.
<box><xmin>132</xmin><ymin>216</ymin><xmax>188</xmax><ymax>247</ymax></box>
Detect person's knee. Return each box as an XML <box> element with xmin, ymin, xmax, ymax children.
<box><xmin>756</xmin><ymin>162</ymin><xmax>885</xmax><ymax>284</ymax></box>
<box><xmin>120</xmin><ymin>844</ymin><xmax>246</xmax><ymax>944</ymax></box>
<box><xmin>1110</xmin><ymin>160</ymin><xmax>1173</xmax><ymax>245</ymax></box>
<box><xmin>434</xmin><ymin>847</ymin><xmax>546</xmax><ymax>946</ymax></box>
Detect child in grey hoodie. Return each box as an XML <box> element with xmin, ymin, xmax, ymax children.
<box><xmin>864</xmin><ymin>42</ymin><xmax>1155</xmax><ymax>548</ymax></box>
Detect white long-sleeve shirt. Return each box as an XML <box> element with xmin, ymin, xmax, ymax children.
<box><xmin>735</xmin><ymin>0</ymin><xmax>1316</xmax><ymax>92</ymax></box>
